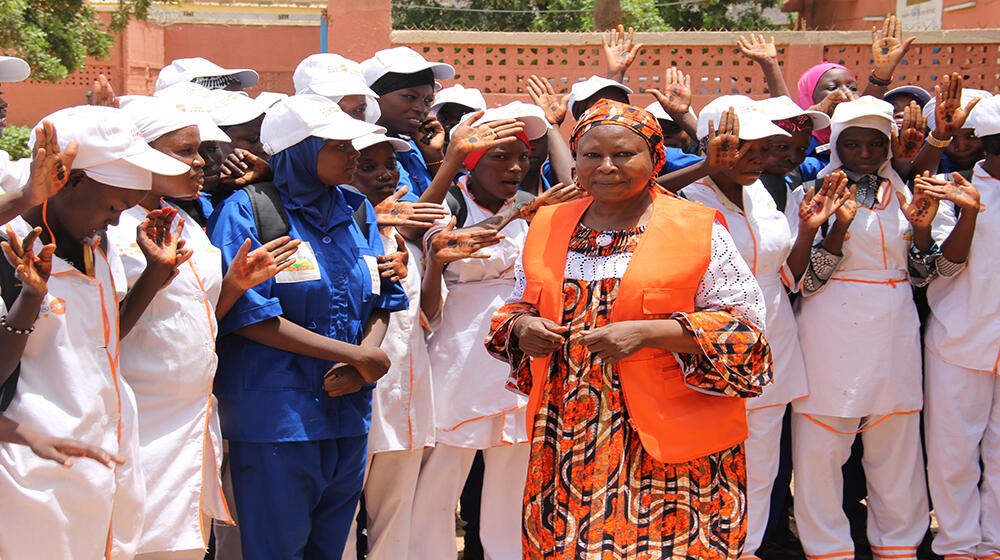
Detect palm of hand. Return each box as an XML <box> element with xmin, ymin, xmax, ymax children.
<box><xmin>873</xmin><ymin>37</ymin><xmax>902</xmax><ymax>66</ymax></box>
<box><xmin>234</xmin><ymin>250</ymin><xmax>278</xmax><ymax>290</ymax></box>
<box><xmin>708</xmin><ymin>134</ymin><xmax>741</xmax><ymax>168</ymax></box>
<box><xmin>375</xmin><ymin>201</ymin><xmax>416</xmax><ymax>224</ymax></box>
<box><xmin>800</xmin><ymin>195</ymin><xmax>835</xmax><ymax>229</ymax></box>
<box><xmin>662</xmin><ymin>83</ymin><xmax>691</xmax><ymax>113</ymax></box>
<box><xmin>894</xmin><ymin>128</ymin><xmax>924</xmax><ymax>159</ymax></box>
<box><xmin>432</xmin><ymin>230</ymin><xmax>488</xmax><ymax>261</ymax></box>
<box><xmin>949</xmin><ymin>180</ymin><xmax>981</xmax><ymax>210</ymax></box>
<box><xmin>747</xmin><ymin>44</ymin><xmax>777</xmax><ymax>60</ymax></box>
<box><xmin>836</xmin><ymin>197</ymin><xmax>859</xmax><ymax>223</ymax></box>
<box><xmin>903</xmin><ymin>196</ymin><xmax>938</xmax><ymax>228</ymax></box>
<box><xmin>454</xmin><ymin>127</ymin><xmax>498</xmax><ymax>153</ymax></box>
<box><xmin>541</xmin><ymin>96</ymin><xmax>567</xmax><ymax>126</ymax></box>
<box><xmin>937</xmin><ymin>101</ymin><xmax>965</xmax><ymax>136</ymax></box>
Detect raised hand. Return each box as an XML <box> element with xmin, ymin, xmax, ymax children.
<box><xmin>429</xmin><ymin>217</ymin><xmax>504</xmax><ymax>263</ymax></box>
<box><xmin>891</xmin><ymin>101</ymin><xmax>927</xmax><ymax>160</ymax></box>
<box><xmin>512</xmin><ymin>315</ymin><xmax>568</xmax><ymax>358</ymax></box>
<box><xmin>89</xmin><ymin>74</ymin><xmax>118</xmax><ymax>108</ymax></box>
<box><xmin>377</xmin><ymin>232</ymin><xmax>409</xmax><ymax>283</ymax></box>
<box><xmin>415</xmin><ymin>114</ymin><xmax>446</xmax><ymax>153</ymax></box>
<box><xmin>835</xmin><ymin>185</ymin><xmax>860</xmax><ymax>224</ymax></box>
<box><xmin>706</xmin><ymin>109</ymin><xmax>743</xmax><ymax>169</ymax></box>
<box><xmin>737</xmin><ymin>34</ymin><xmax>778</xmax><ymax>64</ymax></box>
<box><xmin>932</xmin><ymin>73</ymin><xmax>982</xmax><ymax>139</ymax></box>
<box><xmin>799</xmin><ymin>171</ymin><xmax>850</xmax><ymax>230</ymax></box>
<box><xmin>810</xmin><ymin>88</ymin><xmax>856</xmax><ymax>117</ymax></box>
<box><xmin>225</xmin><ymin>236</ymin><xmax>301</xmax><ymax>291</ymax></box>
<box><xmin>221</xmin><ymin>149</ymin><xmax>272</xmax><ymax>186</ymax></box>
<box><xmin>602</xmin><ymin>24</ymin><xmax>642</xmax><ymax>80</ymax></box>
<box><xmin>136</xmin><ymin>207</ymin><xmax>193</xmax><ymax>285</ymax></box>
<box><xmin>896</xmin><ymin>187</ymin><xmax>939</xmax><ymax>230</ymax></box>
<box><xmin>526</xmin><ymin>75</ymin><xmax>568</xmax><ymax>126</ymax></box>
<box><xmin>24</xmin><ymin>120</ymin><xmax>78</xmax><ymax>207</ymax></box>
<box><xmin>871</xmin><ymin>14</ymin><xmax>916</xmax><ymax>81</ymax></box>
<box><xmin>374</xmin><ymin>185</ymin><xmax>449</xmax><ymax>228</ymax></box>
<box><xmin>515</xmin><ymin>182</ymin><xmax>582</xmax><ymax>222</ymax></box>
<box><xmin>1</xmin><ymin>226</ymin><xmax>55</xmax><ymax>298</ymax></box>
<box><xmin>448</xmin><ymin>111</ymin><xmax>526</xmax><ymax>156</ymax></box>
<box><xmin>647</xmin><ymin>67</ymin><xmax>692</xmax><ymax>117</ymax></box>
<box><xmin>914</xmin><ymin>172</ymin><xmax>981</xmax><ymax>212</ymax></box>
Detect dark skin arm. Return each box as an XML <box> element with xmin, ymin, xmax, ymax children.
<box><xmin>0</xmin><ymin>415</ymin><xmax>124</xmax><ymax>468</ymax></box>
<box><xmin>0</xmin><ymin>227</ymin><xmax>52</xmax><ymax>384</ymax></box>
<box><xmin>786</xmin><ymin>173</ymin><xmax>851</xmax><ymax>281</ymax></box>
<box><xmin>322</xmin><ymin>309</ymin><xmax>391</xmax><ymax>397</ymax></box>
<box><xmin>737</xmin><ymin>34</ymin><xmax>792</xmax><ymax>99</ymax></box>
<box><xmin>0</xmin><ymin>120</ymin><xmax>78</xmax><ymax>227</ymax></box>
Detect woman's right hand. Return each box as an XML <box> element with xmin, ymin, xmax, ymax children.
<box><xmin>706</xmin><ymin>108</ymin><xmax>743</xmax><ymax>170</ymax></box>
<box><xmin>799</xmin><ymin>171</ymin><xmax>850</xmax><ymax>230</ymax></box>
<box><xmin>2</xmin><ymin>226</ymin><xmax>55</xmax><ymax>298</ymax></box>
<box><xmin>428</xmin><ymin>217</ymin><xmax>504</xmax><ymax>263</ymax></box>
<box><xmin>447</xmin><ymin>111</ymin><xmax>526</xmax><ymax>157</ymax></box>
<box><xmin>512</xmin><ymin>315</ymin><xmax>567</xmax><ymax>357</ymax></box>
<box><xmin>834</xmin><ymin>184</ymin><xmax>860</xmax><ymax>226</ymax></box>
<box><xmin>809</xmin><ymin>88</ymin><xmax>856</xmax><ymax>117</ymax></box>
<box><xmin>21</xmin><ymin>427</ymin><xmax>124</xmax><ymax>468</ymax></box>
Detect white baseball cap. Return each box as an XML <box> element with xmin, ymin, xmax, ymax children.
<box><xmin>294</xmin><ymin>54</ymin><xmax>378</xmax><ymax>99</ymax></box>
<box><xmin>431</xmin><ymin>85</ymin><xmax>487</xmax><ymax>116</ymax></box>
<box><xmin>643</xmin><ymin>101</ymin><xmax>698</xmax><ymax>124</ymax></box>
<box><xmin>0</xmin><ymin>56</ymin><xmax>29</xmax><ymax>82</ymax></box>
<box><xmin>155</xmin><ymin>57</ymin><xmax>259</xmax><ymax>92</ymax></box>
<box><xmin>567</xmin><ymin>76</ymin><xmax>633</xmax><ymax>118</ymax></box>
<box><xmin>830</xmin><ymin>96</ymin><xmax>896</xmax><ymax>127</ymax></box>
<box><xmin>697</xmin><ymin>95</ymin><xmax>790</xmax><ymax>141</ymax></box>
<box><xmin>965</xmin><ymin>95</ymin><xmax>1000</xmax><ymax>138</ymax></box>
<box><xmin>353</xmin><ymin>132</ymin><xmax>411</xmax><ymax>152</ymax></box>
<box><xmin>361</xmin><ymin>47</ymin><xmax>455</xmax><ymax>87</ymax></box>
<box><xmin>203</xmin><ymin>90</ymin><xmax>270</xmax><ymax>127</ymax></box>
<box><xmin>452</xmin><ymin>101</ymin><xmax>549</xmax><ymax>142</ymax></box>
<box><xmin>754</xmin><ymin>96</ymin><xmax>830</xmax><ymax>130</ymax></box>
<box><xmin>261</xmin><ymin>94</ymin><xmax>385</xmax><ymax>155</ymax></box>
<box><xmin>30</xmin><ymin>106</ymin><xmax>189</xmax><ymax>190</ymax></box>
<box><xmin>884</xmin><ymin>85</ymin><xmax>932</xmax><ymax>108</ymax></box>
<box><xmin>119</xmin><ymin>95</ymin><xmax>231</xmax><ymax>144</ymax></box>
<box><xmin>924</xmin><ymin>88</ymin><xmax>993</xmax><ymax>132</ymax></box>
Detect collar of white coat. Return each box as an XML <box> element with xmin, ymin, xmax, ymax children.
<box><xmin>691</xmin><ymin>176</ymin><xmax>747</xmax><ymax>215</ymax></box>
<box><xmin>818</xmin><ymin>114</ymin><xmax>908</xmax><ymax>201</ymax></box>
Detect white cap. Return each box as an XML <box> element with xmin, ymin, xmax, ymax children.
<box><xmin>294</xmin><ymin>54</ymin><xmax>378</xmax><ymax>99</ymax></box>
<box><xmin>261</xmin><ymin>94</ymin><xmax>385</xmax><ymax>155</ymax></box>
<box><xmin>119</xmin><ymin>95</ymin><xmax>230</xmax><ymax>144</ymax></box>
<box><xmin>361</xmin><ymin>47</ymin><xmax>455</xmax><ymax>87</ymax></box>
<box><xmin>156</xmin><ymin>57</ymin><xmax>258</xmax><ymax>92</ymax></box>
<box><xmin>567</xmin><ymin>76</ymin><xmax>633</xmax><ymax>117</ymax></box>
<box><xmin>255</xmin><ymin>91</ymin><xmax>288</xmax><ymax>109</ymax></box>
<box><xmin>0</xmin><ymin>56</ymin><xmax>29</xmax><ymax>82</ymax></box>
<box><xmin>643</xmin><ymin>101</ymin><xmax>698</xmax><ymax>124</ymax></box>
<box><xmin>697</xmin><ymin>95</ymin><xmax>790</xmax><ymax>141</ymax></box>
<box><xmin>431</xmin><ymin>85</ymin><xmax>487</xmax><ymax>116</ymax></box>
<box><xmin>30</xmin><ymin>106</ymin><xmax>188</xmax><ymax>190</ymax></box>
<box><xmin>830</xmin><ymin>96</ymin><xmax>896</xmax><ymax>128</ymax></box>
<box><xmin>925</xmin><ymin>88</ymin><xmax>993</xmax><ymax>132</ymax></box>
<box><xmin>965</xmin><ymin>95</ymin><xmax>1000</xmax><ymax>138</ymax></box>
<box><xmin>202</xmin><ymin>90</ymin><xmax>270</xmax><ymax>127</ymax></box>
<box><xmin>453</xmin><ymin>101</ymin><xmax>549</xmax><ymax>141</ymax></box>
<box><xmin>353</xmin><ymin>132</ymin><xmax>411</xmax><ymax>152</ymax></box>
<box><xmin>821</xmin><ymin>96</ymin><xmax>908</xmax><ymax>196</ymax></box>
<box><xmin>753</xmin><ymin>96</ymin><xmax>830</xmax><ymax>130</ymax></box>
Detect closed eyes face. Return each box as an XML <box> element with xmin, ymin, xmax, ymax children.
<box><xmin>575</xmin><ymin>125</ymin><xmax>653</xmax><ymax>203</ymax></box>
<box><xmin>220</xmin><ymin>115</ymin><xmax>267</xmax><ymax>160</ymax></box>
<box><xmin>813</xmin><ymin>68</ymin><xmax>859</xmax><ymax>104</ymax></box>
<box><xmin>56</xmin><ymin>172</ymin><xmax>148</xmax><ymax>241</ymax></box>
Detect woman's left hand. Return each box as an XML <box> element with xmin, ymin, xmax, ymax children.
<box><xmin>224</xmin><ymin>236</ymin><xmax>301</xmax><ymax>291</ymax></box>
<box><xmin>322</xmin><ymin>363</ymin><xmax>365</xmax><ymax>397</ymax></box>
<box><xmin>896</xmin><ymin>186</ymin><xmax>939</xmax><ymax>229</ymax></box>
<box><xmin>374</xmin><ymin>185</ymin><xmax>449</xmax><ymax>228</ymax></box>
<box><xmin>377</xmin><ymin>232</ymin><xmax>409</xmax><ymax>282</ymax></box>
<box><xmin>870</xmin><ymin>14</ymin><xmax>916</xmax><ymax>81</ymax></box>
<box><xmin>890</xmin><ymin>101</ymin><xmax>926</xmax><ymax>160</ymax></box>
<box><xmin>579</xmin><ymin>322</ymin><xmax>649</xmax><ymax>365</ymax></box>
<box><xmin>137</xmin><ymin>207</ymin><xmax>193</xmax><ymax>285</ymax></box>
<box><xmin>516</xmin><ymin>182</ymin><xmax>583</xmax><ymax>221</ymax></box>
<box><xmin>602</xmin><ymin>24</ymin><xmax>642</xmax><ymax>79</ymax></box>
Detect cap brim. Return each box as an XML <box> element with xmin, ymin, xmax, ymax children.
<box><xmin>123</xmin><ymin>147</ymin><xmax>191</xmax><ymax>176</ymax></box>
<box><xmin>308</xmin><ymin>81</ymin><xmax>379</xmax><ymax>99</ymax></box>
<box><xmin>802</xmin><ymin>109</ymin><xmax>831</xmax><ymax>130</ymax></box>
<box><xmin>312</xmin><ymin>119</ymin><xmax>385</xmax><ymax>142</ymax></box>
<box><xmin>353</xmin><ymin>135</ymin><xmax>411</xmax><ymax>152</ymax></box>
<box><xmin>739</xmin><ymin>119</ymin><xmax>792</xmax><ymax>140</ymax></box>
<box><xmin>196</xmin><ymin>119</ymin><xmax>231</xmax><ymax>143</ymax></box>
<box><xmin>0</xmin><ymin>57</ymin><xmax>30</xmax><ymax>82</ymax></box>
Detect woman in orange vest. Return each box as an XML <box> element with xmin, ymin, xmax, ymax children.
<box><xmin>486</xmin><ymin>99</ymin><xmax>773</xmax><ymax>560</ymax></box>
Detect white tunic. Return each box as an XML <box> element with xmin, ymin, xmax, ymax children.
<box><xmin>681</xmin><ymin>178</ymin><xmax>808</xmax><ymax>409</ymax></box>
<box><xmin>423</xmin><ymin>178</ymin><xmax>529</xmax><ymax>448</ymax></box>
<box><xmin>0</xmin><ymin>149</ymin><xmax>29</xmax><ymax>194</ymax></box>
<box><xmin>793</xmin><ymin>178</ymin><xmax>923</xmax><ymax>417</ymax></box>
<box><xmin>925</xmin><ymin>162</ymin><xmax>1000</xmax><ymax>373</ymax></box>
<box><xmin>0</xmin><ymin>216</ymin><xmax>145</xmax><ymax>560</ymax></box>
<box><xmin>107</xmin><ymin>203</ymin><xmax>232</xmax><ymax>555</ymax></box>
<box><xmin>370</xmin><ymin>233</ymin><xmax>435</xmax><ymax>453</ymax></box>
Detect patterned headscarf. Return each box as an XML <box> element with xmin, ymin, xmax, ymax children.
<box><xmin>774</xmin><ymin>114</ymin><xmax>814</xmax><ymax>134</ymax></box>
<box><xmin>570</xmin><ymin>99</ymin><xmax>666</xmax><ymax>177</ymax></box>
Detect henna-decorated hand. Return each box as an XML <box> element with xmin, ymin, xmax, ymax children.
<box><xmin>914</xmin><ymin>171</ymin><xmax>981</xmax><ymax>213</ymax></box>
<box><xmin>897</xmin><ymin>187</ymin><xmax>939</xmax><ymax>230</ymax></box>
<box><xmin>835</xmin><ymin>185</ymin><xmax>860</xmax><ymax>225</ymax></box>
<box><xmin>429</xmin><ymin>217</ymin><xmax>504</xmax><ymax>263</ymax></box>
<box><xmin>374</xmin><ymin>185</ymin><xmax>449</xmax><ymax>228</ymax></box>
<box><xmin>1</xmin><ymin>226</ymin><xmax>55</xmax><ymax>298</ymax></box>
<box><xmin>515</xmin><ymin>182</ymin><xmax>582</xmax><ymax>222</ymax></box>
<box><xmin>706</xmin><ymin>108</ymin><xmax>743</xmax><ymax>169</ymax></box>
<box><xmin>525</xmin><ymin>75</ymin><xmax>568</xmax><ymax>126</ymax></box>
<box><xmin>448</xmin><ymin>111</ymin><xmax>526</xmax><ymax>156</ymax></box>
<box><xmin>225</xmin><ymin>236</ymin><xmax>301</xmax><ymax>291</ymax></box>
<box><xmin>871</xmin><ymin>14</ymin><xmax>916</xmax><ymax>82</ymax></box>
<box><xmin>377</xmin><ymin>232</ymin><xmax>409</xmax><ymax>283</ymax></box>
<box><xmin>221</xmin><ymin>149</ymin><xmax>272</xmax><ymax>186</ymax></box>
<box><xmin>737</xmin><ymin>34</ymin><xmax>778</xmax><ymax>64</ymax></box>
<box><xmin>891</xmin><ymin>101</ymin><xmax>927</xmax><ymax>160</ymax></box>
<box><xmin>799</xmin><ymin>171</ymin><xmax>850</xmax><ymax>230</ymax></box>
<box><xmin>647</xmin><ymin>67</ymin><xmax>692</xmax><ymax>117</ymax></box>
<box><xmin>602</xmin><ymin>25</ymin><xmax>642</xmax><ymax>79</ymax></box>
<box><xmin>136</xmin><ymin>207</ymin><xmax>193</xmax><ymax>286</ymax></box>
<box><xmin>23</xmin><ymin>120</ymin><xmax>78</xmax><ymax>207</ymax></box>
<box><xmin>89</xmin><ymin>74</ymin><xmax>118</xmax><ymax>108</ymax></box>
<box><xmin>932</xmin><ymin>73</ymin><xmax>982</xmax><ymax>140</ymax></box>
<box><xmin>810</xmin><ymin>88</ymin><xmax>856</xmax><ymax>117</ymax></box>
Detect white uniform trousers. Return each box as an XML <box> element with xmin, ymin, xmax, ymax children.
<box><xmin>742</xmin><ymin>404</ymin><xmax>788</xmax><ymax>559</ymax></box>
<box><xmin>135</xmin><ymin>550</ymin><xmax>207</xmax><ymax>560</ymax></box>
<box><xmin>925</xmin><ymin>350</ymin><xmax>1000</xmax><ymax>560</ymax></box>
<box><xmin>791</xmin><ymin>411</ymin><xmax>928</xmax><ymax>560</ymax></box>
<box><xmin>212</xmin><ymin>448</ymin><xmax>242</xmax><ymax>560</ymax></box>
<box><xmin>408</xmin><ymin>443</ymin><xmax>530</xmax><ymax>560</ymax></box>
<box><xmin>342</xmin><ymin>449</ymin><xmax>423</xmax><ymax>560</ymax></box>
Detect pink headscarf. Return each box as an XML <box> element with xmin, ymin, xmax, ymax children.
<box><xmin>797</xmin><ymin>62</ymin><xmax>855</xmax><ymax>144</ymax></box>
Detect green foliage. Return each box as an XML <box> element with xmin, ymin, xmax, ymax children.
<box><xmin>392</xmin><ymin>0</ymin><xmax>785</xmax><ymax>31</ymax></box>
<box><xmin>0</xmin><ymin>125</ymin><xmax>31</xmax><ymax>161</ymax></box>
<box><xmin>0</xmin><ymin>0</ymin><xmax>171</xmax><ymax>82</ymax></box>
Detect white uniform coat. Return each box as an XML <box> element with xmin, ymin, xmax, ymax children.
<box><xmin>0</xmin><ymin>216</ymin><xmax>145</xmax><ymax>560</ymax></box>
<box><xmin>793</xmin><ymin>178</ymin><xmax>923</xmax><ymax>417</ymax></box>
<box><xmin>0</xmin><ymin>149</ymin><xmax>29</xmax><ymax>194</ymax></box>
<box><xmin>370</xmin><ymin>233</ymin><xmax>435</xmax><ymax>453</ymax></box>
<box><xmin>423</xmin><ymin>177</ymin><xmax>529</xmax><ymax>448</ymax></box>
<box><xmin>925</xmin><ymin>163</ymin><xmax>1000</xmax><ymax>372</ymax></box>
<box><xmin>107</xmin><ymin>203</ymin><xmax>232</xmax><ymax>555</ymax></box>
<box><xmin>681</xmin><ymin>178</ymin><xmax>808</xmax><ymax>409</ymax></box>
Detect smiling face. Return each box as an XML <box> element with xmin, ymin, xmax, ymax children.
<box><xmin>376</xmin><ymin>85</ymin><xmax>435</xmax><ymax>136</ymax></box>
<box><xmin>351</xmin><ymin>142</ymin><xmax>400</xmax><ymax>205</ymax></box>
<box><xmin>763</xmin><ymin>129</ymin><xmax>813</xmax><ymax>175</ymax></box>
<box><xmin>836</xmin><ymin>126</ymin><xmax>889</xmax><ymax>175</ymax></box>
<box><xmin>468</xmin><ymin>141</ymin><xmax>530</xmax><ymax>209</ymax></box>
<box><xmin>54</xmin><ymin>172</ymin><xmax>148</xmax><ymax>241</ymax></box>
<box><xmin>316</xmin><ymin>139</ymin><xmax>360</xmax><ymax>186</ymax></box>
<box><xmin>575</xmin><ymin>125</ymin><xmax>654</xmax><ymax>204</ymax></box>
<box><xmin>944</xmin><ymin>128</ymin><xmax>984</xmax><ymax>169</ymax></box>
<box><xmin>149</xmin><ymin>126</ymin><xmax>204</xmax><ymax>200</ymax></box>
<box><xmin>813</xmin><ymin>68</ymin><xmax>859</xmax><ymax>105</ymax></box>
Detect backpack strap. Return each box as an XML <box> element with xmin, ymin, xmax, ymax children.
<box><xmin>759</xmin><ymin>173</ymin><xmax>789</xmax><ymax>213</ymax></box>
<box><xmin>0</xmin><ymin>231</ymin><xmax>23</xmax><ymax>412</ymax></box>
<box><xmin>242</xmin><ymin>181</ymin><xmax>291</xmax><ymax>244</ymax></box>
<box><xmin>445</xmin><ymin>184</ymin><xmax>469</xmax><ymax>228</ymax></box>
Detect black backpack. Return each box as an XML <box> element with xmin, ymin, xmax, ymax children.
<box><xmin>445</xmin><ymin>184</ymin><xmax>534</xmax><ymax>228</ymax></box>
<box><xmin>242</xmin><ymin>181</ymin><xmax>368</xmax><ymax>243</ymax></box>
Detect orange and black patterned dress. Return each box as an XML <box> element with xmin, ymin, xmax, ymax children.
<box><xmin>487</xmin><ymin>222</ymin><xmax>772</xmax><ymax>560</ymax></box>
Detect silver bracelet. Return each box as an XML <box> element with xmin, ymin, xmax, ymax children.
<box><xmin>1</xmin><ymin>315</ymin><xmax>34</xmax><ymax>335</ymax></box>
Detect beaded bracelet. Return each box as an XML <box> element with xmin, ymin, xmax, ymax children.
<box><xmin>868</xmin><ymin>73</ymin><xmax>892</xmax><ymax>87</ymax></box>
<box><xmin>926</xmin><ymin>133</ymin><xmax>953</xmax><ymax>148</ymax></box>
<box><xmin>1</xmin><ymin>316</ymin><xmax>34</xmax><ymax>335</ymax></box>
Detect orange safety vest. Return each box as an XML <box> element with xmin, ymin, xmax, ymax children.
<box><xmin>520</xmin><ymin>192</ymin><xmax>748</xmax><ymax>463</ymax></box>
